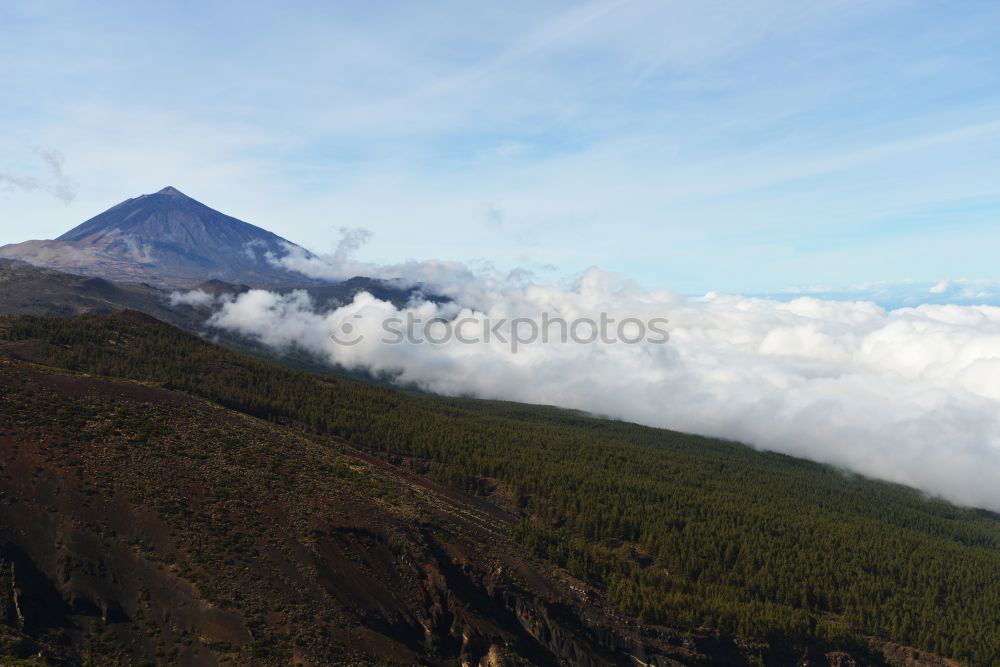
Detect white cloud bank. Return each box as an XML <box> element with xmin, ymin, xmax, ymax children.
<box><xmin>193</xmin><ymin>264</ymin><xmax>1000</xmax><ymax>511</ymax></box>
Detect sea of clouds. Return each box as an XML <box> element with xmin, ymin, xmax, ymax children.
<box><xmin>172</xmin><ymin>241</ymin><xmax>1000</xmax><ymax>511</ymax></box>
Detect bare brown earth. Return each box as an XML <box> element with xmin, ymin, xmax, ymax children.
<box><xmin>0</xmin><ymin>360</ymin><xmax>959</xmax><ymax>666</ymax></box>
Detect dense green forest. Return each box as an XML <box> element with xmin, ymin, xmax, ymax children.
<box><xmin>3</xmin><ymin>313</ymin><xmax>999</xmax><ymax>664</ymax></box>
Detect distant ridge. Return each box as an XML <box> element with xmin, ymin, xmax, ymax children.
<box><xmin>0</xmin><ymin>187</ymin><xmax>322</xmax><ymax>288</ymax></box>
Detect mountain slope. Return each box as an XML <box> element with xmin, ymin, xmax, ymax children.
<box><xmin>0</xmin><ymin>187</ymin><xmax>318</xmax><ymax>287</ymax></box>
<box><xmin>0</xmin><ymin>258</ymin><xmax>196</xmax><ymax>322</ymax></box>
<box><xmin>0</xmin><ymin>312</ymin><xmax>989</xmax><ymax>665</ymax></box>
<box><xmin>0</xmin><ymin>332</ymin><xmax>899</xmax><ymax>667</ymax></box>
<box><xmin>0</xmin><ymin>259</ymin><xmax>438</xmax><ymax>380</ymax></box>
<box><xmin>0</xmin><ymin>259</ymin><xmax>431</xmax><ymax>331</ymax></box>
<box><xmin>0</xmin><ymin>359</ymin><xmax>648</xmax><ymax>665</ymax></box>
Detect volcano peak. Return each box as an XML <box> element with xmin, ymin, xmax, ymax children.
<box><xmin>154</xmin><ymin>185</ymin><xmax>187</xmax><ymax>197</ymax></box>
<box><xmin>0</xmin><ymin>188</ymin><xmax>320</xmax><ymax>288</ymax></box>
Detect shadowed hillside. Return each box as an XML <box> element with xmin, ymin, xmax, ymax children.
<box><xmin>0</xmin><ymin>313</ymin><xmax>993</xmax><ymax>665</ymax></box>
<box><xmin>8</xmin><ymin>357</ymin><xmax>738</xmax><ymax>665</ymax></box>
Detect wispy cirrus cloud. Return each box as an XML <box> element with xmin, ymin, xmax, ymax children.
<box><xmin>2</xmin><ymin>1</ymin><xmax>1000</xmax><ymax>291</ymax></box>
<box><xmin>0</xmin><ymin>146</ymin><xmax>76</xmax><ymax>204</ymax></box>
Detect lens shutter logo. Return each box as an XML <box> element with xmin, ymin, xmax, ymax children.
<box><xmin>330</xmin><ymin>313</ymin><xmax>365</xmax><ymax>346</ymax></box>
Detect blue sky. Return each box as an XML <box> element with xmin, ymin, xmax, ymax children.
<box><xmin>2</xmin><ymin>0</ymin><xmax>1000</xmax><ymax>295</ymax></box>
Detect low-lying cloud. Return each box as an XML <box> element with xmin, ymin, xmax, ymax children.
<box><xmin>754</xmin><ymin>278</ymin><xmax>1000</xmax><ymax>308</ymax></box>
<box><xmin>168</xmin><ymin>288</ymin><xmax>217</xmax><ymax>308</ymax></box>
<box><xmin>189</xmin><ymin>256</ymin><xmax>1000</xmax><ymax>511</ymax></box>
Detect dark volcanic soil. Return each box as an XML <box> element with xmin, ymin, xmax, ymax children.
<box><xmin>0</xmin><ymin>361</ymin><xmax>958</xmax><ymax>666</ymax></box>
